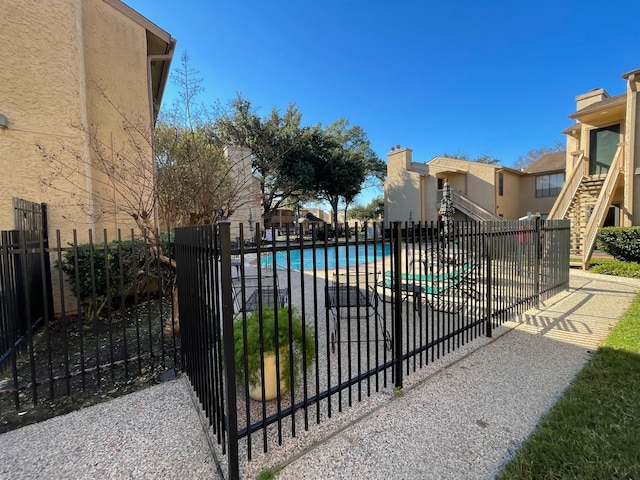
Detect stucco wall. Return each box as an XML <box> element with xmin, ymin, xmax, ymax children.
<box><xmin>385</xmin><ymin>148</ymin><xmax>423</xmax><ymax>226</ymax></box>
<box><xmin>384</xmin><ymin>152</ymin><xmax>565</xmax><ymax>223</ymax></box>
<box><xmin>0</xmin><ymin>0</ymin><xmax>89</xmax><ymax>241</ymax></box>
<box><xmin>428</xmin><ymin>157</ymin><xmax>499</xmax><ymax>215</ymax></box>
<box><xmin>498</xmin><ymin>170</ymin><xmax>523</xmax><ymax>219</ymax></box>
<box><xmin>224</xmin><ymin>145</ymin><xmax>262</xmax><ymax>240</ymax></box>
<box><xmin>519</xmin><ymin>176</ymin><xmax>556</xmax><ymax>217</ymax></box>
<box><xmin>82</xmin><ymin>0</ymin><xmax>154</xmax><ymax>239</ymax></box>
<box><xmin>0</xmin><ymin>0</ymin><xmax>158</xmax><ymax>245</ymax></box>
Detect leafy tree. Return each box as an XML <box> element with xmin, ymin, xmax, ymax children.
<box><xmin>310</xmin><ymin>128</ymin><xmax>367</xmax><ymax>229</ymax></box>
<box><xmin>156</xmin><ymin>53</ymin><xmax>254</xmax><ymax>229</ymax></box>
<box><xmin>214</xmin><ymin>99</ymin><xmax>383</xmax><ymax>233</ymax></box>
<box><xmin>214</xmin><ymin>96</ymin><xmax>315</xmax><ymax>224</ymax></box>
<box><xmin>513</xmin><ymin>141</ymin><xmax>564</xmax><ymax>170</ymax></box>
<box><xmin>321</xmin><ymin>120</ymin><xmax>384</xmax><ymax>228</ymax></box>
<box><xmin>348</xmin><ymin>197</ymin><xmax>384</xmax><ymax>221</ymax></box>
<box><xmin>442</xmin><ymin>152</ymin><xmax>500</xmax><ymax>164</ymax></box>
<box><xmin>325</xmin><ymin>119</ymin><xmax>386</xmax><ymax>181</ymax></box>
<box><xmin>156</xmin><ymin>123</ymin><xmax>244</xmax><ymax>227</ymax></box>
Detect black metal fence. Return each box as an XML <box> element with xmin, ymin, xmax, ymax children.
<box><xmin>1</xmin><ymin>199</ymin><xmax>53</xmax><ymax>373</ymax></box>
<box><xmin>0</xmin><ymin>229</ymin><xmax>179</xmax><ymax>429</ymax></box>
<box><xmin>175</xmin><ymin>218</ymin><xmax>570</xmax><ymax>479</ymax></box>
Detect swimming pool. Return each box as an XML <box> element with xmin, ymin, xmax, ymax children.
<box><xmin>262</xmin><ymin>243</ymin><xmax>391</xmax><ymax>270</ymax></box>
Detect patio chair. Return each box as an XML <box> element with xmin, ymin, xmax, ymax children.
<box><xmin>380</xmin><ymin>259</ymin><xmax>482</xmax><ymax>314</ymax></box>
<box><xmin>232</xmin><ymin>273</ymin><xmax>288</xmax><ymax>316</ymax></box>
<box><xmin>325</xmin><ymin>271</ymin><xmax>392</xmax><ymax>353</ymax></box>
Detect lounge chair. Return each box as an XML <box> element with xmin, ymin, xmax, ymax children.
<box><xmin>325</xmin><ymin>271</ymin><xmax>392</xmax><ymax>353</ymax></box>
<box><xmin>232</xmin><ymin>273</ymin><xmax>288</xmax><ymax>316</ymax></box>
<box><xmin>379</xmin><ymin>260</ymin><xmax>482</xmax><ymax>314</ymax></box>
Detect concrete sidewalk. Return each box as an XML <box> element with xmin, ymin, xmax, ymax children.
<box><xmin>1</xmin><ymin>270</ymin><xmax>639</xmax><ymax>479</ymax></box>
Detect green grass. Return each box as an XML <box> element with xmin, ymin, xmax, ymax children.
<box><xmin>256</xmin><ymin>467</ymin><xmax>279</xmax><ymax>480</ymax></box>
<box><xmin>589</xmin><ymin>258</ymin><xmax>640</xmax><ymax>278</ymax></box>
<box><xmin>498</xmin><ymin>293</ymin><xmax>640</xmax><ymax>479</ymax></box>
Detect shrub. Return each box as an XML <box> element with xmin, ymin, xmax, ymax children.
<box><xmin>233</xmin><ymin>307</ymin><xmax>315</xmax><ymax>392</ymax></box>
<box><xmin>590</xmin><ymin>258</ymin><xmax>640</xmax><ymax>279</ymax></box>
<box><xmin>59</xmin><ymin>238</ymin><xmax>174</xmax><ymax>319</ymax></box>
<box><xmin>597</xmin><ymin>227</ymin><xmax>640</xmax><ymax>262</ymax></box>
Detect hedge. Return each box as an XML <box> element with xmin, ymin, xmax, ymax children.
<box><xmin>597</xmin><ymin>227</ymin><xmax>640</xmax><ymax>263</ymax></box>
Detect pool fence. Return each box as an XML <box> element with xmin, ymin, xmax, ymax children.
<box><xmin>175</xmin><ymin>218</ymin><xmax>570</xmax><ymax>479</ymax></box>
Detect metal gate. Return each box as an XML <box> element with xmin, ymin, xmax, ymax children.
<box><xmin>0</xmin><ymin>199</ymin><xmax>53</xmax><ymax>368</ymax></box>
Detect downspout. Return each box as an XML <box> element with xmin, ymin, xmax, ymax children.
<box><xmin>146</xmin><ymin>40</ymin><xmax>176</xmax><ymax>233</ymax></box>
<box><xmin>495</xmin><ymin>168</ymin><xmax>503</xmax><ymax>218</ymax></box>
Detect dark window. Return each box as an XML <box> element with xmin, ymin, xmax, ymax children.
<box><xmin>589</xmin><ymin>124</ymin><xmax>620</xmax><ymax>175</ymax></box>
<box><xmin>536</xmin><ymin>173</ymin><xmax>565</xmax><ymax>197</ymax></box>
<box><xmin>498</xmin><ymin>173</ymin><xmax>504</xmax><ymax>196</ymax></box>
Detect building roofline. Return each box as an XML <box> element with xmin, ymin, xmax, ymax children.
<box><xmin>103</xmin><ymin>1</ymin><xmax>176</xmax><ymax>124</ymax></box>
<box><xmin>427</xmin><ymin>156</ymin><xmax>525</xmax><ymax>176</ymax></box>
<box><xmin>622</xmin><ymin>67</ymin><xmax>640</xmax><ymax>80</ymax></box>
<box><xmin>562</xmin><ymin>123</ymin><xmax>581</xmax><ymax>135</ymax></box>
<box><xmin>568</xmin><ymin>93</ymin><xmax>626</xmax><ymax>119</ymax></box>
<box><xmin>104</xmin><ymin>0</ymin><xmax>173</xmax><ymax>44</ymax></box>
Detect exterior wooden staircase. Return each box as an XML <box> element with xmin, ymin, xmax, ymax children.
<box><xmin>548</xmin><ymin>146</ymin><xmax>624</xmax><ymax>268</ymax></box>
<box><xmin>565</xmin><ymin>177</ymin><xmax>604</xmax><ymax>256</ymax></box>
<box><xmin>450</xmin><ymin>190</ymin><xmax>503</xmax><ymax>221</ymax></box>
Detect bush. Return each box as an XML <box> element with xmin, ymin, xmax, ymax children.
<box><xmin>59</xmin><ymin>237</ymin><xmax>174</xmax><ymax>319</ymax></box>
<box><xmin>597</xmin><ymin>227</ymin><xmax>640</xmax><ymax>262</ymax></box>
<box><xmin>233</xmin><ymin>307</ymin><xmax>315</xmax><ymax>392</ymax></box>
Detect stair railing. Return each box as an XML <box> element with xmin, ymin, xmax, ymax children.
<box><xmin>581</xmin><ymin>145</ymin><xmax>624</xmax><ymax>268</ymax></box>
<box><xmin>548</xmin><ymin>151</ymin><xmax>584</xmax><ymax>220</ymax></box>
<box><xmin>450</xmin><ymin>190</ymin><xmax>503</xmax><ymax>221</ymax></box>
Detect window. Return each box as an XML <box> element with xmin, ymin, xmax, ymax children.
<box><xmin>498</xmin><ymin>173</ymin><xmax>504</xmax><ymax>196</ymax></box>
<box><xmin>536</xmin><ymin>173</ymin><xmax>565</xmax><ymax>197</ymax></box>
<box><xmin>589</xmin><ymin>124</ymin><xmax>620</xmax><ymax>175</ymax></box>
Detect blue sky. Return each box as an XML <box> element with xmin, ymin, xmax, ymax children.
<box><xmin>127</xmin><ymin>0</ymin><xmax>639</xmax><ymax>204</ymax></box>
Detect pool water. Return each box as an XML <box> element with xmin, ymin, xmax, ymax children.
<box><xmin>262</xmin><ymin>243</ymin><xmax>391</xmax><ymax>270</ymax></box>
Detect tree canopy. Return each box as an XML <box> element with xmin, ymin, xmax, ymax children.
<box><xmin>513</xmin><ymin>141</ymin><xmax>564</xmax><ymax>170</ymax></box>
<box><xmin>214</xmin><ymin>96</ymin><xmax>318</xmax><ymax>220</ymax></box>
<box><xmin>441</xmin><ymin>152</ymin><xmax>500</xmax><ymax>164</ymax></box>
<box><xmin>214</xmin><ymin>98</ymin><xmax>383</xmax><ymax>228</ymax></box>
<box><xmin>155</xmin><ymin>53</ymin><xmax>252</xmax><ymax>228</ymax></box>
<box><xmin>348</xmin><ymin>197</ymin><xmax>384</xmax><ymax>221</ymax></box>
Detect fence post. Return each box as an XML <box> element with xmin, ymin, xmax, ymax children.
<box><xmin>485</xmin><ymin>221</ymin><xmax>493</xmax><ymax>338</ymax></box>
<box><xmin>392</xmin><ymin>221</ymin><xmax>403</xmax><ymax>389</ymax></box>
<box><xmin>40</xmin><ymin>203</ymin><xmax>54</xmax><ymax>318</ymax></box>
<box><xmin>219</xmin><ymin>221</ymin><xmax>240</xmax><ymax>480</ymax></box>
<box><xmin>534</xmin><ymin>217</ymin><xmax>541</xmax><ymax>309</ymax></box>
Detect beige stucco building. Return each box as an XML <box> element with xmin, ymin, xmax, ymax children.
<box><xmin>0</xmin><ymin>0</ymin><xmax>175</xmax><ymax>244</ymax></box>
<box><xmin>549</xmin><ymin>68</ymin><xmax>640</xmax><ymax>266</ymax></box>
<box><xmin>384</xmin><ymin>147</ymin><xmax>563</xmax><ymax>225</ymax></box>
<box><xmin>384</xmin><ymin>67</ymin><xmax>640</xmax><ymax>267</ymax></box>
